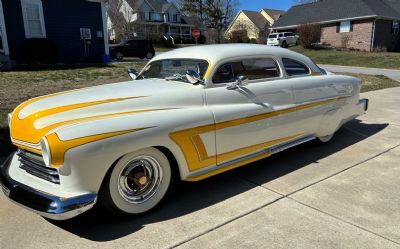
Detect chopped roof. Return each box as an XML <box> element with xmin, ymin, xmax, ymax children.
<box><xmin>273</xmin><ymin>0</ymin><xmax>400</xmax><ymax>29</ymax></box>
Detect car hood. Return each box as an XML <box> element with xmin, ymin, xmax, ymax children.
<box><xmin>10</xmin><ymin>79</ymin><xmax>203</xmax><ymax>145</ymax></box>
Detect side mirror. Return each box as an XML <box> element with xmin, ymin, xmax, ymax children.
<box><xmin>128</xmin><ymin>67</ymin><xmax>139</xmax><ymax>80</ymax></box>
<box><xmin>186</xmin><ymin>69</ymin><xmax>203</xmax><ymax>84</ymax></box>
<box><xmin>226</xmin><ymin>75</ymin><xmax>249</xmax><ymax>90</ymax></box>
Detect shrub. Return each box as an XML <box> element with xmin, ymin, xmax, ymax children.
<box><xmin>341</xmin><ymin>34</ymin><xmax>351</xmax><ymax>48</ymax></box>
<box><xmin>229</xmin><ymin>30</ymin><xmax>249</xmax><ymax>43</ymax></box>
<box><xmin>297</xmin><ymin>23</ymin><xmax>321</xmax><ymax>48</ymax></box>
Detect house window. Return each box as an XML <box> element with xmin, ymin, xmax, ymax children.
<box><xmin>21</xmin><ymin>0</ymin><xmax>46</xmax><ymax>38</ymax></box>
<box><xmin>339</xmin><ymin>21</ymin><xmax>351</xmax><ymax>33</ymax></box>
<box><xmin>392</xmin><ymin>20</ymin><xmax>399</xmax><ymax>35</ymax></box>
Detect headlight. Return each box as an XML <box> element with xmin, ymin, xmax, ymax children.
<box><xmin>8</xmin><ymin>113</ymin><xmax>12</xmax><ymax>127</ymax></box>
<box><xmin>40</xmin><ymin>137</ymin><xmax>51</xmax><ymax>167</ymax></box>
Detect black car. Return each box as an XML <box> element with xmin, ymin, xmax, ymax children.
<box><xmin>110</xmin><ymin>39</ymin><xmax>155</xmax><ymax>60</ymax></box>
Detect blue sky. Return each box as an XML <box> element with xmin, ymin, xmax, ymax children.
<box><xmin>240</xmin><ymin>0</ymin><xmax>295</xmax><ymax>11</ymax></box>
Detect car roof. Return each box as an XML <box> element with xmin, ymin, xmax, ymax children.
<box><xmin>152</xmin><ymin>44</ymin><xmax>313</xmax><ymax>67</ymax></box>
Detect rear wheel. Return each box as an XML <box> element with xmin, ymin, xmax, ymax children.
<box><xmin>99</xmin><ymin>147</ymin><xmax>172</xmax><ymax>215</ymax></box>
<box><xmin>318</xmin><ymin>134</ymin><xmax>334</xmax><ymax>143</ymax></box>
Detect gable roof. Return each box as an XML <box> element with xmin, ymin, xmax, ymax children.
<box><xmin>273</xmin><ymin>0</ymin><xmax>400</xmax><ymax>29</ymax></box>
<box><xmin>262</xmin><ymin>8</ymin><xmax>286</xmax><ymax>21</ymax></box>
<box><xmin>126</xmin><ymin>0</ymin><xmax>174</xmax><ymax>12</ymax></box>
<box><xmin>242</xmin><ymin>10</ymin><xmax>269</xmax><ymax>30</ymax></box>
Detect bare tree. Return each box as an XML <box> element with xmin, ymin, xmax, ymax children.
<box><xmin>107</xmin><ymin>0</ymin><xmax>139</xmax><ymax>42</ymax></box>
<box><xmin>181</xmin><ymin>0</ymin><xmax>239</xmax><ymax>43</ymax></box>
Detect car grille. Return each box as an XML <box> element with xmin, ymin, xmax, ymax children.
<box><xmin>17</xmin><ymin>150</ymin><xmax>60</xmax><ymax>184</ymax></box>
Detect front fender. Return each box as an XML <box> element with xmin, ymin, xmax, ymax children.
<box><xmin>54</xmin><ymin>108</ymin><xmax>215</xmax><ymax>194</ymax></box>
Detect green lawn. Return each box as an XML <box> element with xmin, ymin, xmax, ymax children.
<box><xmin>290</xmin><ymin>46</ymin><xmax>400</xmax><ymax>70</ymax></box>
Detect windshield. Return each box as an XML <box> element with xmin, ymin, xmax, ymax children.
<box><xmin>139</xmin><ymin>59</ymin><xmax>209</xmax><ymax>82</ymax></box>
<box><xmin>269</xmin><ymin>34</ymin><xmax>278</xmax><ymax>38</ymax></box>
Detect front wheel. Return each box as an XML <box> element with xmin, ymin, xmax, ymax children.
<box><xmin>115</xmin><ymin>52</ymin><xmax>123</xmax><ymax>61</ymax></box>
<box><xmin>281</xmin><ymin>41</ymin><xmax>287</xmax><ymax>48</ymax></box>
<box><xmin>99</xmin><ymin>147</ymin><xmax>172</xmax><ymax>215</ymax></box>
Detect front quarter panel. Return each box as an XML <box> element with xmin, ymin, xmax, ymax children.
<box><xmin>55</xmin><ymin>107</ymin><xmax>216</xmax><ymax>194</ymax></box>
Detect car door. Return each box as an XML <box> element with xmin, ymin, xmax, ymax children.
<box><xmin>205</xmin><ymin>56</ymin><xmax>298</xmax><ymax>166</ymax></box>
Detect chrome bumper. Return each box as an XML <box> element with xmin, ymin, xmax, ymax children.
<box><xmin>0</xmin><ymin>153</ymin><xmax>97</xmax><ymax>220</ymax></box>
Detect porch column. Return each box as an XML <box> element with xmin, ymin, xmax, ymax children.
<box><xmin>0</xmin><ymin>0</ymin><xmax>10</xmax><ymax>56</ymax></box>
<box><xmin>100</xmin><ymin>0</ymin><xmax>109</xmax><ymax>55</ymax></box>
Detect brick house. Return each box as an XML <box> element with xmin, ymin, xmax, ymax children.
<box><xmin>272</xmin><ymin>0</ymin><xmax>400</xmax><ymax>52</ymax></box>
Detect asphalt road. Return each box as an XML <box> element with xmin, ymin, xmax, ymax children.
<box><xmin>1</xmin><ymin>87</ymin><xmax>400</xmax><ymax>249</ymax></box>
<box><xmin>320</xmin><ymin>64</ymin><xmax>400</xmax><ymax>81</ymax></box>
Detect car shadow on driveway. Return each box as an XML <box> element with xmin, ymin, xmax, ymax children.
<box><xmin>48</xmin><ymin>119</ymin><xmax>388</xmax><ymax>242</ymax></box>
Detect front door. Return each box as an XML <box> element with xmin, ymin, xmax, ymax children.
<box><xmin>205</xmin><ymin>57</ymin><xmax>299</xmax><ymax>166</ymax></box>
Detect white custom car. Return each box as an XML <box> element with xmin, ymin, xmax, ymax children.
<box><xmin>0</xmin><ymin>44</ymin><xmax>368</xmax><ymax>220</ymax></box>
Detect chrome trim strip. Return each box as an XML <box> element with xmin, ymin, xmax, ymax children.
<box><xmin>270</xmin><ymin>135</ymin><xmax>316</xmax><ymax>154</ymax></box>
<box><xmin>188</xmin><ymin>135</ymin><xmax>316</xmax><ymax>179</ymax></box>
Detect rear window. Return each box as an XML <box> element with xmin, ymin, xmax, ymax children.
<box><xmin>268</xmin><ymin>34</ymin><xmax>277</xmax><ymax>38</ymax></box>
<box><xmin>282</xmin><ymin>58</ymin><xmax>310</xmax><ymax>76</ymax></box>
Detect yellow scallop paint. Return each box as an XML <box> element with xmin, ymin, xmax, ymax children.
<box><xmin>11</xmin><ymin>96</ymin><xmax>146</xmax><ymax>144</ymax></box>
<box><xmin>170</xmin><ymin>96</ymin><xmax>348</xmax><ymax>172</ymax></box>
<box><xmin>46</xmin><ymin>128</ymin><xmax>152</xmax><ymax>168</ymax></box>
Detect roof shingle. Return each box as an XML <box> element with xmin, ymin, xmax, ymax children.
<box><xmin>273</xmin><ymin>0</ymin><xmax>400</xmax><ymax>28</ymax></box>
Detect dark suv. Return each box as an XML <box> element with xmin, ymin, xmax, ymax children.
<box><xmin>110</xmin><ymin>39</ymin><xmax>155</xmax><ymax>60</ymax></box>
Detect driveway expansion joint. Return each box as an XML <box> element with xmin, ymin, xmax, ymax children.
<box><xmin>288</xmin><ymin>196</ymin><xmax>400</xmax><ymax>245</ymax></box>
<box><xmin>167</xmin><ymin>195</ymin><xmax>286</xmax><ymax>249</ymax></box>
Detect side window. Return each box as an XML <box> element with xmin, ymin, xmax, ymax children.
<box><xmin>282</xmin><ymin>58</ymin><xmax>310</xmax><ymax>76</ymax></box>
<box><xmin>241</xmin><ymin>59</ymin><xmax>280</xmax><ymax>80</ymax></box>
<box><xmin>213</xmin><ymin>63</ymin><xmax>234</xmax><ymax>83</ymax></box>
<box><xmin>213</xmin><ymin>58</ymin><xmax>280</xmax><ymax>83</ymax></box>
<box><xmin>279</xmin><ymin>33</ymin><xmax>283</xmax><ymax>38</ymax></box>
<box><xmin>131</xmin><ymin>41</ymin><xmax>139</xmax><ymax>47</ymax></box>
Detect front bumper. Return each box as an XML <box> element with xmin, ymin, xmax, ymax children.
<box><xmin>0</xmin><ymin>153</ymin><xmax>97</xmax><ymax>220</ymax></box>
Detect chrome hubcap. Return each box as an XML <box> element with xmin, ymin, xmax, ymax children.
<box><xmin>117</xmin><ymin>156</ymin><xmax>163</xmax><ymax>204</ymax></box>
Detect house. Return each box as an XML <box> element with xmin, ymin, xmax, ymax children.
<box><xmin>0</xmin><ymin>0</ymin><xmax>109</xmax><ymax>69</ymax></box>
<box><xmin>224</xmin><ymin>8</ymin><xmax>285</xmax><ymax>42</ymax></box>
<box><xmin>272</xmin><ymin>0</ymin><xmax>400</xmax><ymax>52</ymax></box>
<box><xmin>108</xmin><ymin>0</ymin><xmax>202</xmax><ymax>43</ymax></box>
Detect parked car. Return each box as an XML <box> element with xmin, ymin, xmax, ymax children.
<box><xmin>1</xmin><ymin>44</ymin><xmax>368</xmax><ymax>220</ymax></box>
<box><xmin>110</xmin><ymin>39</ymin><xmax>155</xmax><ymax>60</ymax></box>
<box><xmin>267</xmin><ymin>32</ymin><xmax>299</xmax><ymax>47</ymax></box>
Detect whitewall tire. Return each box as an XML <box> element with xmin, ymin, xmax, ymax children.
<box><xmin>318</xmin><ymin>134</ymin><xmax>334</xmax><ymax>143</ymax></box>
<box><xmin>100</xmin><ymin>147</ymin><xmax>172</xmax><ymax>215</ymax></box>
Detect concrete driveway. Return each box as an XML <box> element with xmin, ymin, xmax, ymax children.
<box><xmin>320</xmin><ymin>64</ymin><xmax>400</xmax><ymax>81</ymax></box>
<box><xmin>1</xmin><ymin>87</ymin><xmax>400</xmax><ymax>249</ymax></box>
